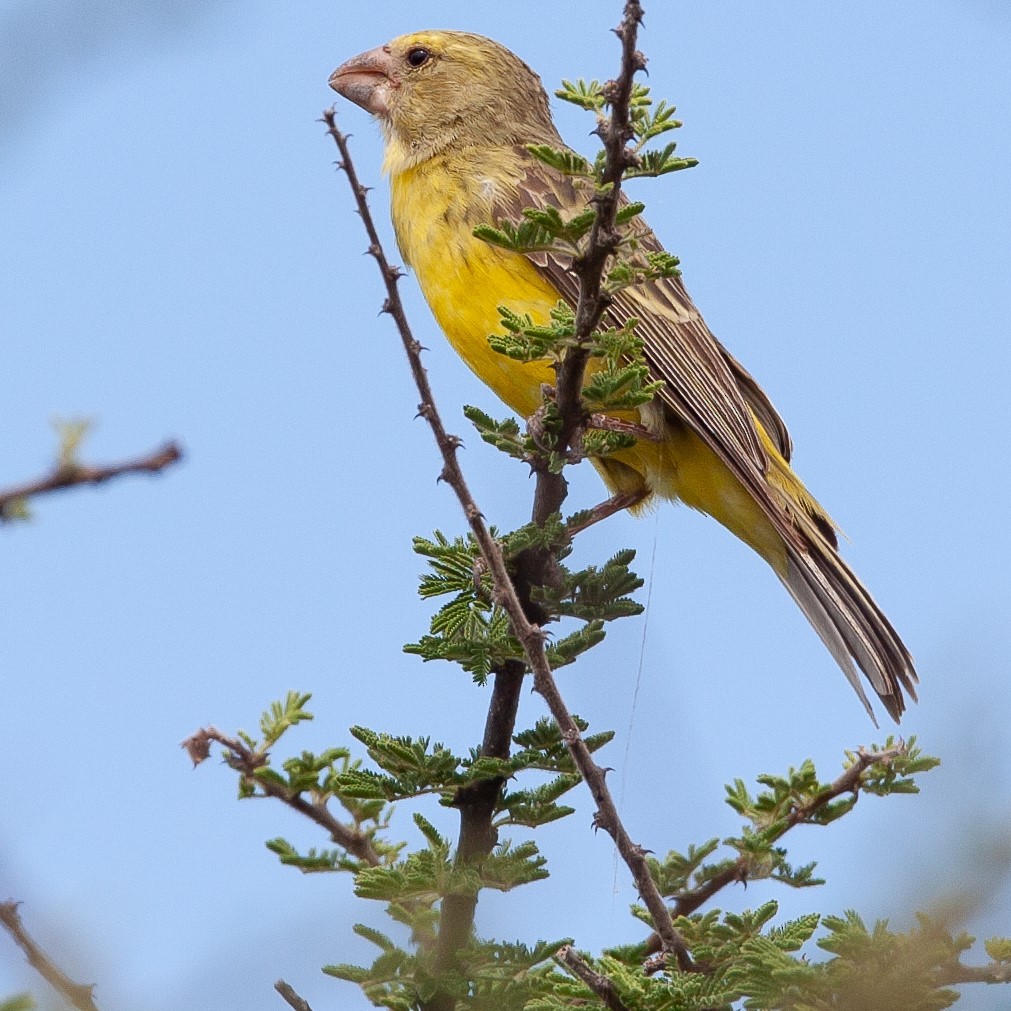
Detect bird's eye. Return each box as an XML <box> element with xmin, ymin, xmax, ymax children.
<box><xmin>406</xmin><ymin>47</ymin><xmax>430</xmax><ymax>68</ymax></box>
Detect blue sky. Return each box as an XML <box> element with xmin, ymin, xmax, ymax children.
<box><xmin>2</xmin><ymin>1</ymin><xmax>1010</xmax><ymax>1008</ymax></box>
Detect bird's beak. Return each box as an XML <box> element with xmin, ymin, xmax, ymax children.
<box><xmin>329</xmin><ymin>45</ymin><xmax>398</xmax><ymax>117</ymax></box>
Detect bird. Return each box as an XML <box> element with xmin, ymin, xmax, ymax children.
<box><xmin>329</xmin><ymin>30</ymin><xmax>918</xmax><ymax>723</ymax></box>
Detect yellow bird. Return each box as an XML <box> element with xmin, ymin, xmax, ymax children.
<box><xmin>330</xmin><ymin>31</ymin><xmax>917</xmax><ymax>722</ymax></box>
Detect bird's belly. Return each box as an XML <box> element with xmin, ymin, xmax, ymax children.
<box><xmin>602</xmin><ymin>430</ymin><xmax>785</xmax><ymax>568</ymax></box>
<box><xmin>413</xmin><ymin>233</ymin><xmax>561</xmax><ymax>418</ymax></box>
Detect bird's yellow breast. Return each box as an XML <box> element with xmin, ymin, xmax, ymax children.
<box><xmin>391</xmin><ymin>155</ymin><xmax>562</xmax><ymax>418</ymax></box>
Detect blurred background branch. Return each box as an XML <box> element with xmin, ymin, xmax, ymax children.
<box><xmin>0</xmin><ymin>420</ymin><xmax>181</xmax><ymax>521</ymax></box>
<box><xmin>0</xmin><ymin>901</ymin><xmax>99</xmax><ymax>1011</ymax></box>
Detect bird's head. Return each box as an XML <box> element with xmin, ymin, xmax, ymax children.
<box><xmin>329</xmin><ymin>31</ymin><xmax>561</xmax><ymax>172</ymax></box>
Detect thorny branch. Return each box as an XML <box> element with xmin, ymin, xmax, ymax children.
<box><xmin>181</xmin><ymin>727</ymin><xmax>382</xmax><ymax>867</ymax></box>
<box><xmin>557</xmin><ymin>945</ymin><xmax>632</xmax><ymax>1011</ymax></box>
<box><xmin>565</xmin><ymin>489</ymin><xmax>647</xmax><ymax>538</ymax></box>
<box><xmin>323</xmin><ymin>111</ymin><xmax>541</xmax><ymax>1004</ymax></box>
<box><xmin>534</xmin><ymin>0</ymin><xmax>647</xmax><ymax>523</ymax></box>
<box><xmin>0</xmin><ymin>900</ymin><xmax>100</xmax><ymax>1011</ymax></box>
<box><xmin>274</xmin><ymin>979</ymin><xmax>315</xmax><ymax>1011</ymax></box>
<box><xmin>0</xmin><ymin>440</ymin><xmax>182</xmax><ymax>521</ymax></box>
<box><xmin>325</xmin><ymin>0</ymin><xmax>693</xmax><ymax>978</ymax></box>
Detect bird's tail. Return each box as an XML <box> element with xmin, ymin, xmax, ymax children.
<box><xmin>778</xmin><ymin>538</ymin><xmax>918</xmax><ymax>724</ymax></box>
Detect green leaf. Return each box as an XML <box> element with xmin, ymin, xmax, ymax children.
<box><xmin>52</xmin><ymin>416</ymin><xmax>92</xmax><ymax>469</ymax></box>
<box><xmin>633</xmin><ymin>98</ymin><xmax>684</xmax><ymax>143</ymax></box>
<box><xmin>0</xmin><ymin>996</ymin><xmax>35</xmax><ymax>1011</ymax></box>
<box><xmin>536</xmin><ymin>549</ymin><xmax>644</xmax><ymax>623</ymax></box>
<box><xmin>259</xmin><ymin>691</ymin><xmax>314</xmax><ymax>747</ymax></box>
<box><xmin>480</xmin><ymin>839</ymin><xmax>549</xmax><ymax>890</ymax></box>
<box><xmin>265</xmin><ymin>837</ymin><xmax>342</xmax><ymax>873</ymax></box>
<box><xmin>544</xmin><ymin>621</ymin><xmax>606</xmax><ymax>668</ymax></box>
<box><xmin>522</xmin><ymin>205</ymin><xmax>596</xmax><ymax>245</ymax></box>
<box><xmin>555</xmin><ymin>78</ymin><xmax>605</xmax><ymax>111</ymax></box>
<box><xmin>413</xmin><ymin>812</ymin><xmax>448</xmax><ymax>851</ymax></box>
<box><xmin>985</xmin><ymin>937</ymin><xmax>1011</xmax><ymax>963</ymax></box>
<box><xmin>614</xmin><ymin>200</ymin><xmax>646</xmax><ymax>225</ymax></box>
<box><xmin>626</xmin><ymin>145</ymin><xmax>699</xmax><ymax>178</ymax></box>
<box><xmin>464</xmin><ymin>406</ymin><xmax>528</xmax><ymax>462</ymax></box>
<box><xmin>473</xmin><ymin>220</ymin><xmax>555</xmax><ymax>254</ymax></box>
<box><xmin>487</xmin><ymin>305</ymin><xmax>573</xmax><ymax>363</ymax></box>
<box><xmin>412</xmin><ymin>531</ymin><xmax>488</xmax><ymax>600</ymax></box>
<box><xmin>526</xmin><ymin>144</ymin><xmax>592</xmax><ymax>176</ymax></box>
<box><xmin>349</xmin><ymin>728</ymin><xmax>463</xmax><ymax>785</ymax></box>
<box><xmin>648</xmin><ymin>838</ymin><xmax>722</xmax><ymax>897</ymax></box>
<box><xmin>511</xmin><ymin>716</ymin><xmax>612</xmax><ymax>775</ymax></box>
<box><xmin>497</xmin><ymin>773</ymin><xmax>581</xmax><ymax>828</ymax></box>
<box><xmin>354</xmin><ymin>923</ymin><xmax>399</xmax><ymax>953</ymax></box>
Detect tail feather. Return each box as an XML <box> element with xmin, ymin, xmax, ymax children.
<box><xmin>779</xmin><ymin>541</ymin><xmax>918</xmax><ymax>724</ymax></box>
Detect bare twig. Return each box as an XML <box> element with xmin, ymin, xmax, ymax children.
<box><xmin>181</xmin><ymin>727</ymin><xmax>382</xmax><ymax>867</ymax></box>
<box><xmin>0</xmin><ymin>440</ymin><xmax>182</xmax><ymax>521</ymax></box>
<box><xmin>556</xmin><ymin>945</ymin><xmax>632</xmax><ymax>1011</ymax></box>
<box><xmin>275</xmin><ymin>979</ymin><xmax>315</xmax><ymax>1011</ymax></box>
<box><xmin>527</xmin><ymin>635</ymin><xmax>693</xmax><ymax>971</ymax></box>
<box><xmin>566</xmin><ymin>490</ymin><xmax>649</xmax><ymax>537</ymax></box>
<box><xmin>324</xmin><ymin>0</ymin><xmax>693</xmax><ymax>978</ymax></box>
<box><xmin>557</xmin><ymin>0</ymin><xmax>645</xmax><ymax>401</ymax></box>
<box><xmin>0</xmin><ymin>900</ymin><xmax>100</xmax><ymax>1011</ymax></box>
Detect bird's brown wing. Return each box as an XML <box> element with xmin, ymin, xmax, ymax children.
<box><xmin>496</xmin><ymin>157</ymin><xmax>798</xmax><ymax>540</ymax></box>
<box><xmin>490</xmin><ymin>153</ymin><xmax>917</xmax><ymax>721</ymax></box>
<box><xmin>721</xmin><ymin>351</ymin><xmax>793</xmax><ymax>463</ymax></box>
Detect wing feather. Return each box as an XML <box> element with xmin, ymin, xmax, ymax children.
<box><xmin>488</xmin><ymin>148</ymin><xmax>917</xmax><ymax>719</ymax></box>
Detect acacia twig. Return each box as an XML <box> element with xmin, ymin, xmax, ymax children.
<box><xmin>0</xmin><ymin>900</ymin><xmax>100</xmax><ymax>1011</ymax></box>
<box><xmin>275</xmin><ymin>979</ymin><xmax>315</xmax><ymax>1011</ymax></box>
<box><xmin>677</xmin><ymin>744</ymin><xmax>905</xmax><ymax>916</ymax></box>
<box><xmin>323</xmin><ymin>111</ymin><xmax>535</xmax><ymax>1006</ymax></box>
<box><xmin>556</xmin><ymin>945</ymin><xmax>632</xmax><ymax>1011</ymax></box>
<box><xmin>535</xmin><ymin>0</ymin><xmax>647</xmax><ymax>524</ymax></box>
<box><xmin>565</xmin><ymin>490</ymin><xmax>649</xmax><ymax>537</ymax></box>
<box><xmin>323</xmin><ymin>0</ymin><xmax>693</xmax><ymax>977</ymax></box>
<box><xmin>525</xmin><ymin>0</ymin><xmax>698</xmax><ymax>973</ymax></box>
<box><xmin>639</xmin><ymin>743</ymin><xmax>909</xmax><ymax>962</ymax></box>
<box><xmin>181</xmin><ymin>727</ymin><xmax>382</xmax><ymax>866</ymax></box>
<box><xmin>323</xmin><ymin>0</ymin><xmax>691</xmax><ymax>976</ymax></box>
<box><xmin>0</xmin><ymin>440</ymin><xmax>182</xmax><ymax>521</ymax></box>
